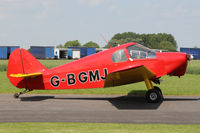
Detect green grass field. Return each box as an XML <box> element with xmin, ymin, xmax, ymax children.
<box><xmin>0</xmin><ymin>123</ymin><xmax>199</xmax><ymax>133</ymax></box>
<box><xmin>1</xmin><ymin>59</ymin><xmax>200</xmax><ymax>95</ymax></box>
<box><xmin>186</xmin><ymin>60</ymin><xmax>200</xmax><ymax>74</ymax></box>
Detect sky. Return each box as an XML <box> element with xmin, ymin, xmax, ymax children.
<box><xmin>0</xmin><ymin>0</ymin><xmax>200</xmax><ymax>49</ymax></box>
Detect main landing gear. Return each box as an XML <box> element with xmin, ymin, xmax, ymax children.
<box><xmin>144</xmin><ymin>76</ymin><xmax>163</xmax><ymax>103</ymax></box>
<box><xmin>14</xmin><ymin>89</ymin><xmax>31</xmax><ymax>99</ymax></box>
<box><xmin>145</xmin><ymin>86</ymin><xmax>163</xmax><ymax>103</ymax></box>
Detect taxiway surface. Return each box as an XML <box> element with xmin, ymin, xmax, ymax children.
<box><xmin>0</xmin><ymin>94</ymin><xmax>199</xmax><ymax>124</ymax></box>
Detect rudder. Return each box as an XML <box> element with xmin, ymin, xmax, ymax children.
<box><xmin>7</xmin><ymin>48</ymin><xmax>47</xmax><ymax>88</ymax></box>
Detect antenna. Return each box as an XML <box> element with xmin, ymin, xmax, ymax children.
<box><xmin>100</xmin><ymin>34</ymin><xmax>112</xmax><ymax>48</ymax></box>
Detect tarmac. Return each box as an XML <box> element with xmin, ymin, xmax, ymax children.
<box><xmin>0</xmin><ymin>94</ymin><xmax>199</xmax><ymax>124</ymax></box>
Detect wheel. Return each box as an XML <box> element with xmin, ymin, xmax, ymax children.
<box><xmin>145</xmin><ymin>89</ymin><xmax>163</xmax><ymax>103</ymax></box>
<box><xmin>154</xmin><ymin>86</ymin><xmax>163</xmax><ymax>96</ymax></box>
<box><xmin>14</xmin><ymin>93</ymin><xmax>19</xmax><ymax>99</ymax></box>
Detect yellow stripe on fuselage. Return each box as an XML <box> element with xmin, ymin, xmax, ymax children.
<box><xmin>10</xmin><ymin>73</ymin><xmax>42</xmax><ymax>78</ymax></box>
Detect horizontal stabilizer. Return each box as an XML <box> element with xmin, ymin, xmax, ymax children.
<box><xmin>10</xmin><ymin>72</ymin><xmax>42</xmax><ymax>78</ymax></box>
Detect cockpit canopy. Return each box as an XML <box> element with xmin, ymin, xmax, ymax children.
<box><xmin>126</xmin><ymin>44</ymin><xmax>156</xmax><ymax>59</ymax></box>
<box><xmin>112</xmin><ymin>44</ymin><xmax>156</xmax><ymax>63</ymax></box>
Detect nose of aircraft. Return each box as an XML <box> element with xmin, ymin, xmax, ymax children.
<box><xmin>158</xmin><ymin>52</ymin><xmax>188</xmax><ymax>76</ymax></box>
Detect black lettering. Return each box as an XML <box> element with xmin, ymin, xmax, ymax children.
<box><xmin>89</xmin><ymin>70</ymin><xmax>100</xmax><ymax>82</ymax></box>
<box><xmin>78</xmin><ymin>72</ymin><xmax>88</xmax><ymax>83</ymax></box>
<box><xmin>67</xmin><ymin>73</ymin><xmax>76</xmax><ymax>85</ymax></box>
<box><xmin>101</xmin><ymin>68</ymin><xmax>108</xmax><ymax>80</ymax></box>
<box><xmin>61</xmin><ymin>79</ymin><xmax>65</xmax><ymax>82</ymax></box>
<box><xmin>50</xmin><ymin>76</ymin><xmax>60</xmax><ymax>87</ymax></box>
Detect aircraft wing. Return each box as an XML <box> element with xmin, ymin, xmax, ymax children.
<box><xmin>104</xmin><ymin>65</ymin><xmax>155</xmax><ymax>87</ymax></box>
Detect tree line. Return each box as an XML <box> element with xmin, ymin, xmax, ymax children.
<box><xmin>106</xmin><ymin>32</ymin><xmax>177</xmax><ymax>51</ymax></box>
<box><xmin>57</xmin><ymin>40</ymin><xmax>100</xmax><ymax>48</ymax></box>
<box><xmin>58</xmin><ymin>32</ymin><xmax>177</xmax><ymax>51</ymax></box>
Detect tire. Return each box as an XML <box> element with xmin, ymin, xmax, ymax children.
<box><xmin>154</xmin><ymin>86</ymin><xmax>163</xmax><ymax>96</ymax></box>
<box><xmin>14</xmin><ymin>93</ymin><xmax>19</xmax><ymax>99</ymax></box>
<box><xmin>145</xmin><ymin>89</ymin><xmax>163</xmax><ymax>103</ymax></box>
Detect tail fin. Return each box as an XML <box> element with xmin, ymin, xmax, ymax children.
<box><xmin>7</xmin><ymin>48</ymin><xmax>47</xmax><ymax>88</ymax></box>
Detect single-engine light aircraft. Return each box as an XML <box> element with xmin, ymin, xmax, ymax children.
<box><xmin>7</xmin><ymin>42</ymin><xmax>189</xmax><ymax>103</ymax></box>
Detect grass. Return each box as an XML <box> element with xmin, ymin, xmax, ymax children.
<box><xmin>0</xmin><ymin>123</ymin><xmax>199</xmax><ymax>133</ymax></box>
<box><xmin>36</xmin><ymin>59</ymin><xmax>72</xmax><ymax>69</ymax></box>
<box><xmin>186</xmin><ymin>60</ymin><xmax>200</xmax><ymax>74</ymax></box>
<box><xmin>0</xmin><ymin>60</ymin><xmax>8</xmax><ymax>71</ymax></box>
<box><xmin>1</xmin><ymin>71</ymin><xmax>200</xmax><ymax>95</ymax></box>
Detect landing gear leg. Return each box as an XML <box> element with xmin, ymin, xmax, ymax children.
<box><xmin>14</xmin><ymin>89</ymin><xmax>31</xmax><ymax>99</ymax></box>
<box><xmin>144</xmin><ymin>76</ymin><xmax>163</xmax><ymax>103</ymax></box>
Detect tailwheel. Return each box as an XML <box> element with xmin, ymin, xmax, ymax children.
<box><xmin>14</xmin><ymin>93</ymin><xmax>19</xmax><ymax>99</ymax></box>
<box><xmin>145</xmin><ymin>87</ymin><xmax>163</xmax><ymax>103</ymax></box>
<box><xmin>13</xmin><ymin>89</ymin><xmax>31</xmax><ymax>99</ymax></box>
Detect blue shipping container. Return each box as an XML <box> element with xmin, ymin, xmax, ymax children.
<box><xmin>68</xmin><ymin>47</ymin><xmax>86</xmax><ymax>58</ymax></box>
<box><xmin>46</xmin><ymin>48</ymin><xmax>50</xmax><ymax>58</ymax></box>
<box><xmin>87</xmin><ymin>48</ymin><xmax>96</xmax><ymax>56</ymax></box>
<box><xmin>10</xmin><ymin>46</ymin><xmax>19</xmax><ymax>53</ymax></box>
<box><xmin>31</xmin><ymin>46</ymin><xmax>54</xmax><ymax>59</ymax></box>
<box><xmin>180</xmin><ymin>48</ymin><xmax>200</xmax><ymax>59</ymax></box>
<box><xmin>8</xmin><ymin>46</ymin><xmax>20</xmax><ymax>59</ymax></box>
<box><xmin>0</xmin><ymin>47</ymin><xmax>2</xmax><ymax>59</ymax></box>
<box><xmin>68</xmin><ymin>49</ymin><xmax>72</xmax><ymax>59</ymax></box>
<box><xmin>31</xmin><ymin>47</ymin><xmax>46</xmax><ymax>59</ymax></box>
<box><xmin>45</xmin><ymin>47</ymin><xmax>54</xmax><ymax>58</ymax></box>
<box><xmin>2</xmin><ymin>47</ymin><xmax>7</xmax><ymax>59</ymax></box>
<box><xmin>80</xmin><ymin>47</ymin><xmax>87</xmax><ymax>58</ymax></box>
<box><xmin>50</xmin><ymin>47</ymin><xmax>54</xmax><ymax>58</ymax></box>
<box><xmin>68</xmin><ymin>47</ymin><xmax>96</xmax><ymax>58</ymax></box>
<box><xmin>0</xmin><ymin>46</ymin><xmax>19</xmax><ymax>59</ymax></box>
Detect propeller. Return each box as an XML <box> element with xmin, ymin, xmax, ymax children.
<box><xmin>186</xmin><ymin>48</ymin><xmax>192</xmax><ymax>66</ymax></box>
<box><xmin>187</xmin><ymin>54</ymin><xmax>191</xmax><ymax>61</ymax></box>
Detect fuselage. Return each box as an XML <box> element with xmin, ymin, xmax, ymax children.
<box><xmin>26</xmin><ymin>42</ymin><xmax>187</xmax><ymax>90</ymax></box>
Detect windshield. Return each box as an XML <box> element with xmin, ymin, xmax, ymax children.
<box><xmin>126</xmin><ymin>44</ymin><xmax>156</xmax><ymax>59</ymax></box>
<box><xmin>112</xmin><ymin>49</ymin><xmax>128</xmax><ymax>63</ymax></box>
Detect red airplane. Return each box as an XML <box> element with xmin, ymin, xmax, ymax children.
<box><xmin>7</xmin><ymin>42</ymin><xmax>189</xmax><ymax>103</ymax></box>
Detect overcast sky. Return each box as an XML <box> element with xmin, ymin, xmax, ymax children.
<box><xmin>0</xmin><ymin>0</ymin><xmax>200</xmax><ymax>49</ymax></box>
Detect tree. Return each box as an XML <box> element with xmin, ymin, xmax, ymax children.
<box><xmin>106</xmin><ymin>32</ymin><xmax>177</xmax><ymax>51</ymax></box>
<box><xmin>104</xmin><ymin>32</ymin><xmax>144</xmax><ymax>48</ymax></box>
<box><xmin>104</xmin><ymin>39</ymin><xmax>120</xmax><ymax>48</ymax></box>
<box><xmin>64</xmin><ymin>40</ymin><xmax>81</xmax><ymax>47</ymax></box>
<box><xmin>159</xmin><ymin>41</ymin><xmax>176</xmax><ymax>51</ymax></box>
<box><xmin>56</xmin><ymin>44</ymin><xmax>64</xmax><ymax>48</ymax></box>
<box><xmin>83</xmin><ymin>41</ymin><xmax>100</xmax><ymax>48</ymax></box>
<box><xmin>104</xmin><ymin>38</ymin><xmax>143</xmax><ymax>48</ymax></box>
